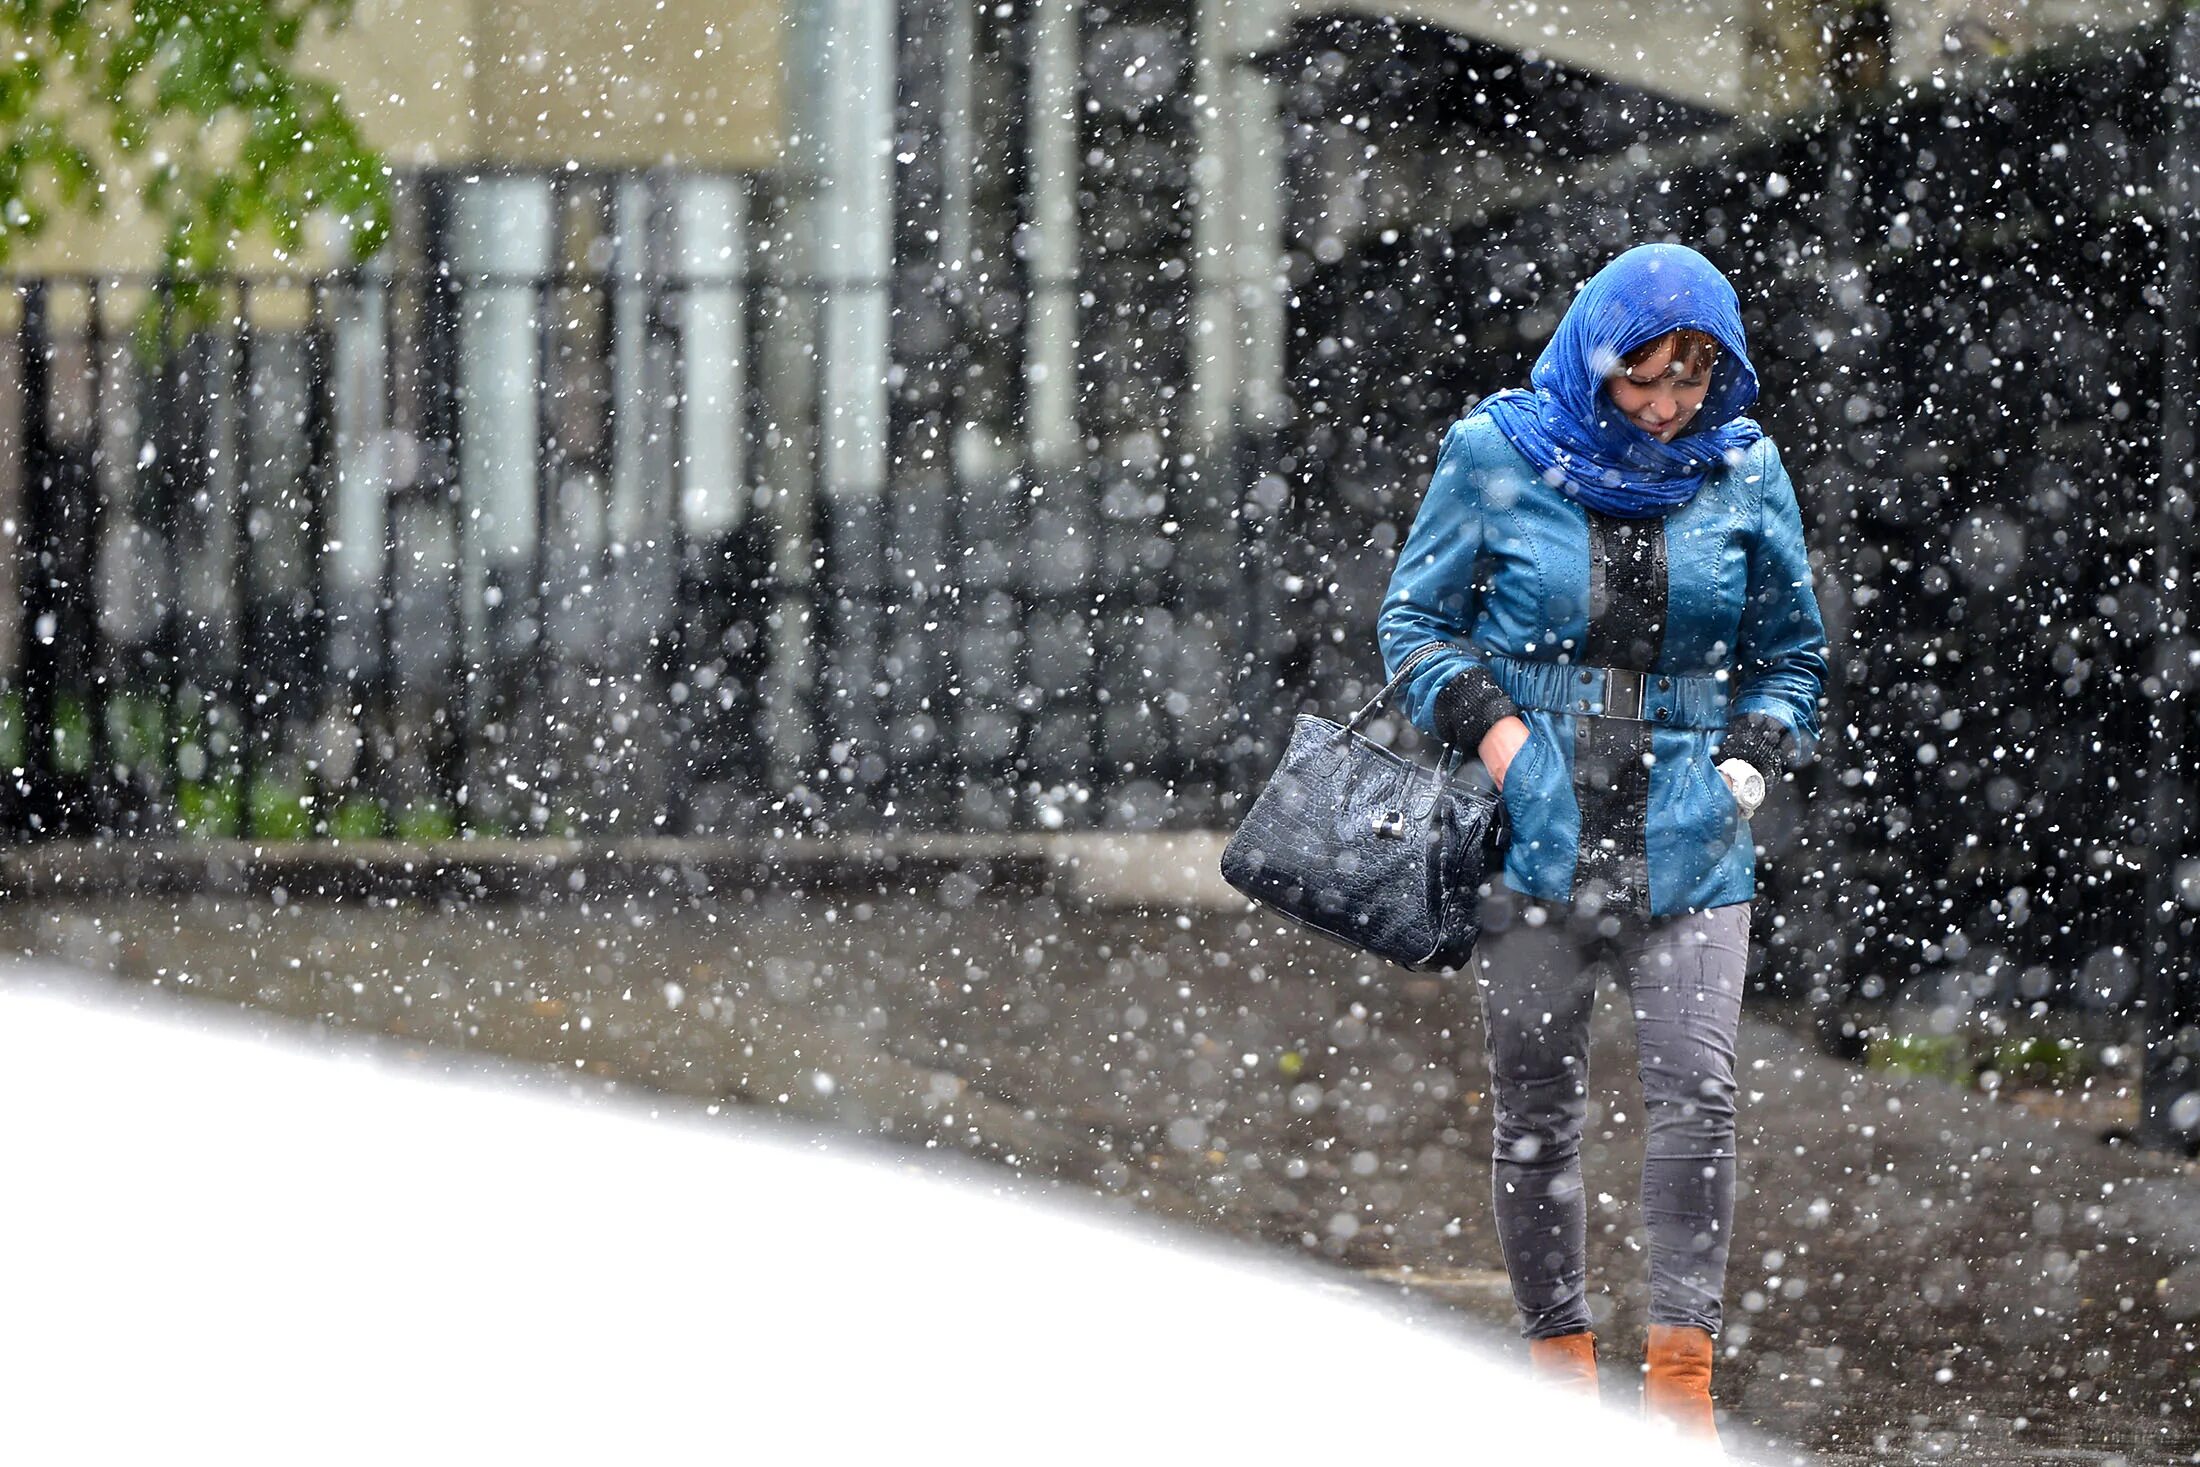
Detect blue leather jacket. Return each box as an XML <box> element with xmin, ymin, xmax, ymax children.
<box><xmin>1376</xmin><ymin>415</ymin><xmax>1830</xmax><ymax>918</ymax></box>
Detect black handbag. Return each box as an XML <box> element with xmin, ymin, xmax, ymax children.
<box><xmin>1219</xmin><ymin>642</ymin><xmax>1506</xmax><ymax>971</ymax></box>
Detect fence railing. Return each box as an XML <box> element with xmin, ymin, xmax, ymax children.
<box><xmin>0</xmin><ymin>268</ymin><xmax>1270</xmax><ymax>845</ymax></box>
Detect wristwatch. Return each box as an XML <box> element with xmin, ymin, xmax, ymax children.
<box><xmin>1717</xmin><ymin>757</ymin><xmax>1767</xmax><ymax>819</ymax></box>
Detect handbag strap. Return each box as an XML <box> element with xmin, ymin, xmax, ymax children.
<box><xmin>1411</xmin><ymin>743</ymin><xmax>1468</xmax><ymax>819</ymax></box>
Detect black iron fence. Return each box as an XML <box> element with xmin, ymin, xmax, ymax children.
<box><xmin>0</xmin><ymin>256</ymin><xmax>1263</xmax><ymax>845</ymax></box>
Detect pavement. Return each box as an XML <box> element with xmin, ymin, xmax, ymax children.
<box><xmin>6</xmin><ymin>875</ymin><xmax>2198</xmax><ymax>1464</ymax></box>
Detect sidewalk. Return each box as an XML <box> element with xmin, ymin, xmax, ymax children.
<box><xmin>4</xmin><ymin>871</ymin><xmax>2196</xmax><ymax>1463</ymax></box>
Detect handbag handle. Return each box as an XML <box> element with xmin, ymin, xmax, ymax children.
<box><xmin>1345</xmin><ymin>640</ymin><xmax>1474</xmax><ymax>821</ymax></box>
<box><xmin>1343</xmin><ymin>639</ymin><xmax>1464</xmax><ymax>736</ymax></box>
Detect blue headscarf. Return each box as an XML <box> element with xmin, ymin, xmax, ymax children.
<box><xmin>1471</xmin><ymin>243</ymin><xmax>1764</xmax><ymax>519</ymax></box>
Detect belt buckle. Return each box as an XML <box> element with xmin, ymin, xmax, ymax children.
<box><xmin>1604</xmin><ymin>667</ymin><xmax>1645</xmax><ymax>720</ymax></box>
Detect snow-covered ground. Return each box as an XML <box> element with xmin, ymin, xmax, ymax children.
<box><xmin>0</xmin><ymin>961</ymin><xmax>1733</xmax><ymax>1465</ymax></box>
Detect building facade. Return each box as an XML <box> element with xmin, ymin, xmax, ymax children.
<box><xmin>0</xmin><ymin>0</ymin><xmax>2166</xmax><ymax>842</ymax></box>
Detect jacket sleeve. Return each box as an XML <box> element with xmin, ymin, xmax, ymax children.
<box><xmin>1719</xmin><ymin>438</ymin><xmax>1830</xmax><ymax>778</ymax></box>
<box><xmin>1376</xmin><ymin>420</ymin><xmax>1520</xmax><ymax>753</ymax></box>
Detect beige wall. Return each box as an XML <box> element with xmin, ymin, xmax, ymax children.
<box><xmin>12</xmin><ymin>0</ymin><xmax>782</xmax><ymax>274</ymax></box>
<box><xmin>470</xmin><ymin>0</ymin><xmax>781</xmax><ymax>169</ymax></box>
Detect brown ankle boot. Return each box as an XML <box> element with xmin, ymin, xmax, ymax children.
<box><xmin>1643</xmin><ymin>1323</ymin><xmax>1719</xmax><ymax>1442</ymax></box>
<box><xmin>1526</xmin><ymin>1329</ymin><xmax>1598</xmax><ymax>1399</ymax></box>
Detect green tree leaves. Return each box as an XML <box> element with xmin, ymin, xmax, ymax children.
<box><xmin>0</xmin><ymin>0</ymin><xmax>390</xmax><ymax>334</ymax></box>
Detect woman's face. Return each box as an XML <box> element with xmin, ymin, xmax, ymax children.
<box><xmin>1605</xmin><ymin>337</ymin><xmax>1714</xmax><ymax>442</ymax></box>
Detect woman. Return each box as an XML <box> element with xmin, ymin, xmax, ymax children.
<box><xmin>1376</xmin><ymin>243</ymin><xmax>1829</xmax><ymax>1444</ymax></box>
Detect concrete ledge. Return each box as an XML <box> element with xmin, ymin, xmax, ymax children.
<box><xmin>0</xmin><ymin>833</ymin><xmax>1255</xmax><ymax>911</ymax></box>
<box><xmin>1044</xmin><ymin>832</ymin><xmax>1241</xmax><ymax>911</ymax></box>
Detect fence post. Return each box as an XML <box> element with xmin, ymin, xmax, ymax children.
<box><xmin>14</xmin><ymin>285</ymin><xmax>53</xmax><ymax>839</ymax></box>
<box><xmin>233</xmin><ymin>285</ymin><xmax>261</xmax><ymax>837</ymax></box>
<box><xmin>303</xmin><ymin>287</ymin><xmax>337</xmax><ymax>831</ymax></box>
<box><xmin>2142</xmin><ymin>5</ymin><xmax>2200</xmax><ymax>1151</ymax></box>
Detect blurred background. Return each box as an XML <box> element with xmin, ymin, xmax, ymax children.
<box><xmin>5</xmin><ymin>2</ymin><xmax>2200</xmax><ymax>1458</ymax></box>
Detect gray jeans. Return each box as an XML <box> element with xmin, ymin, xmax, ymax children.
<box><xmin>1470</xmin><ymin>893</ymin><xmax>1751</xmax><ymax>1340</ymax></box>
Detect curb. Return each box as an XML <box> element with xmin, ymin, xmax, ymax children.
<box><xmin>0</xmin><ymin>832</ymin><xmax>1250</xmax><ymax>911</ymax></box>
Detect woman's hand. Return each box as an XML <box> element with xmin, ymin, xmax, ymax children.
<box><xmin>1479</xmin><ymin>715</ymin><xmax>1530</xmax><ymax>791</ymax></box>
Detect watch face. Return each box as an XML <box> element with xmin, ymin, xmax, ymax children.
<box><xmin>1721</xmin><ymin>760</ymin><xmax>1765</xmax><ymax>812</ymax></box>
